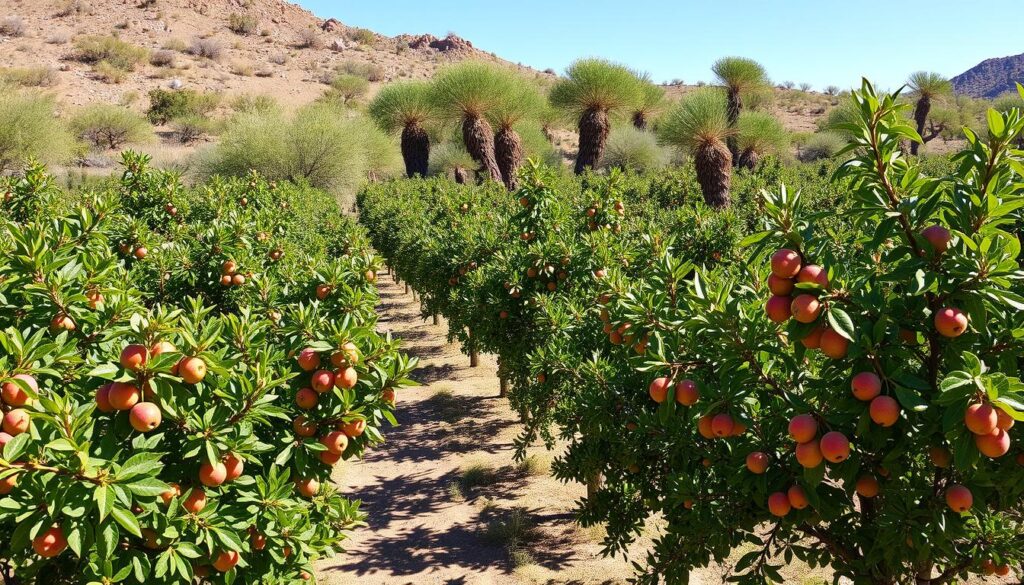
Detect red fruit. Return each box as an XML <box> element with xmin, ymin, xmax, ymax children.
<box><xmin>213</xmin><ymin>550</ymin><xmax>240</xmax><ymax>572</ymax></box>
<box><xmin>820</xmin><ymin>432</ymin><xmax>851</xmax><ymax>463</ymax></box>
<box><xmin>311</xmin><ymin>370</ymin><xmax>335</xmax><ymax>393</ymax></box>
<box><xmin>133</xmin><ymin>247</ymin><xmax>148</xmax><ymax>259</ymax></box>
<box><xmin>648</xmin><ymin>377</ymin><xmax>671</xmax><ymax>403</ymax></box>
<box><xmin>819</xmin><ymin>329</ymin><xmax>849</xmax><ymax>359</ymax></box>
<box><xmin>32</xmin><ymin>526</ymin><xmax>67</xmax><ymax>558</ymax></box>
<box><xmin>293</xmin><ymin>416</ymin><xmax>317</xmax><ymax>437</ymax></box>
<box><xmin>231</xmin><ymin>274</ymin><xmax>245</xmax><ymax>286</ymax></box>
<box><xmin>711</xmin><ymin>414</ymin><xmax>734</xmax><ymax>437</ymax></box>
<box><xmin>316</xmin><ymin>284</ymin><xmax>332</xmax><ymax>300</ymax></box>
<box><xmin>129</xmin><ymin>402</ymin><xmax>162</xmax><ymax>432</ymax></box>
<box><xmin>108</xmin><ymin>382</ymin><xmax>140</xmax><ymax>411</ymax></box>
<box><xmin>341</xmin><ymin>419</ymin><xmax>366</xmax><ymax>438</ymax></box>
<box><xmin>787</xmin><ymin>485</ymin><xmax>809</xmax><ymax>510</ymax></box>
<box><xmin>297</xmin><ymin>348</ymin><xmax>321</xmax><ymax>371</ymax></box>
<box><xmin>929</xmin><ymin>446</ymin><xmax>952</xmax><ymax>468</ymax></box>
<box><xmin>921</xmin><ymin>225</ymin><xmax>951</xmax><ymax>253</ymax></box>
<box><xmin>745</xmin><ymin>452</ymin><xmax>769</xmax><ymax>474</ymax></box>
<box><xmin>801</xmin><ymin>326</ymin><xmax>824</xmax><ymax>349</ymax></box>
<box><xmin>869</xmin><ymin>396</ymin><xmax>901</xmax><ymax>427</ymax></box>
<box><xmin>995</xmin><ymin>564</ymin><xmax>1011</xmax><ymax>577</ymax></box>
<box><xmin>730</xmin><ymin>420</ymin><xmax>747</xmax><ymax>437</ymax></box>
<box><xmin>199</xmin><ymin>462</ymin><xmax>228</xmax><ymax>487</ymax></box>
<box><xmin>222</xmin><ymin>453</ymin><xmax>244</xmax><ymax>481</ymax></box>
<box><xmin>934</xmin><ymin>307</ymin><xmax>968</xmax><ymax>338</ymax></box>
<box><xmin>765</xmin><ymin>295</ymin><xmax>792</xmax><ymax>323</ymax></box>
<box><xmin>975</xmin><ymin>428</ymin><xmax>1011</xmax><ymax>458</ymax></box>
<box><xmin>119</xmin><ymin>344</ymin><xmax>148</xmax><ymax>371</ymax></box>
<box><xmin>295</xmin><ymin>388</ymin><xmax>318</xmax><ymax>409</ymax></box>
<box><xmin>319</xmin><ymin>450</ymin><xmax>342</xmax><ymax>465</ymax></box>
<box><xmin>0</xmin><ymin>432</ymin><xmax>13</xmax><ymax>449</ymax></box>
<box><xmin>788</xmin><ymin>414</ymin><xmax>818</xmax><ymax>443</ymax></box>
<box><xmin>2</xmin><ymin>409</ymin><xmax>29</xmax><ymax>435</ymax></box>
<box><xmin>770</xmin><ymin>249</ymin><xmax>802</xmax><ymax>279</ymax></box>
<box><xmin>382</xmin><ymin>388</ymin><xmax>396</xmax><ymax>404</ymax></box>
<box><xmin>321</xmin><ymin>431</ymin><xmax>349</xmax><ymax>455</ymax></box>
<box><xmin>796</xmin><ymin>264</ymin><xmax>829</xmax><ymax>289</ymax></box>
<box><xmin>768</xmin><ymin>492</ymin><xmax>791</xmax><ymax>517</ymax></box>
<box><xmin>697</xmin><ymin>415</ymin><xmax>715</xmax><ymax>439</ymax></box>
<box><xmin>295</xmin><ymin>477</ymin><xmax>319</xmax><ymax>498</ymax></box>
<box><xmin>150</xmin><ymin>341</ymin><xmax>176</xmax><ymax>357</ymax></box>
<box><xmin>767</xmin><ymin>274</ymin><xmax>794</xmax><ymax>295</ymax></box>
<box><xmin>49</xmin><ymin>313</ymin><xmax>75</xmax><ymax>332</ymax></box>
<box><xmin>795</xmin><ymin>441</ymin><xmax>824</xmax><ymax>468</ymax></box>
<box><xmin>220</xmin><ymin>275</ymin><xmax>232</xmax><ymax>286</ymax></box>
<box><xmin>674</xmin><ymin>380</ymin><xmax>699</xmax><ymax>406</ymax></box>
<box><xmin>251</xmin><ymin>532</ymin><xmax>266</xmax><ymax>550</ymax></box>
<box><xmin>335</xmin><ymin>367</ymin><xmax>358</xmax><ymax>390</ymax></box>
<box><xmin>996</xmin><ymin>408</ymin><xmax>1015</xmax><ymax>431</ymax></box>
<box><xmin>945</xmin><ymin>484</ymin><xmax>972</xmax><ymax>512</ymax></box>
<box><xmin>2</xmin><ymin>374</ymin><xmax>37</xmax><ymax>406</ymax></box>
<box><xmin>850</xmin><ymin>372</ymin><xmax>882</xmax><ymax>401</ymax></box>
<box><xmin>790</xmin><ymin>294</ymin><xmax>822</xmax><ymax>324</ymax></box>
<box><xmin>160</xmin><ymin>483</ymin><xmax>181</xmax><ymax>506</ymax></box>
<box><xmin>964</xmin><ymin>403</ymin><xmax>998</xmax><ymax>435</ymax></box>
<box><xmin>855</xmin><ymin>475</ymin><xmax>880</xmax><ymax>498</ymax></box>
<box><xmin>331</xmin><ymin>342</ymin><xmax>359</xmax><ymax>367</ymax></box>
<box><xmin>182</xmin><ymin>488</ymin><xmax>207</xmax><ymax>513</ymax></box>
<box><xmin>178</xmin><ymin>357</ymin><xmax>207</xmax><ymax>384</ymax></box>
<box><xmin>0</xmin><ymin>469</ymin><xmax>17</xmax><ymax>494</ymax></box>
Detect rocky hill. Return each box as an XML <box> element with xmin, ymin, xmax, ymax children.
<box><xmin>952</xmin><ymin>53</ymin><xmax>1024</xmax><ymax>99</ymax></box>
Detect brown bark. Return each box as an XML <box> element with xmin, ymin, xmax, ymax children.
<box><xmin>911</xmin><ymin>96</ymin><xmax>931</xmax><ymax>155</ymax></box>
<box><xmin>462</xmin><ymin>115</ymin><xmax>502</xmax><ymax>183</ymax></box>
<box><xmin>585</xmin><ymin>472</ymin><xmax>604</xmax><ymax>500</ymax></box>
<box><xmin>400</xmin><ymin>122</ymin><xmax>430</xmax><ymax>178</ymax></box>
<box><xmin>726</xmin><ymin>88</ymin><xmax>742</xmax><ymax>163</ymax></box>
<box><xmin>574</xmin><ymin>107</ymin><xmax>609</xmax><ymax>175</ymax></box>
<box><xmin>495</xmin><ymin>126</ymin><xmax>523</xmax><ymax>191</ymax></box>
<box><xmin>632</xmin><ymin>111</ymin><xmax>647</xmax><ymax>130</ymax></box>
<box><xmin>738</xmin><ymin>147</ymin><xmax>760</xmax><ymax>170</ymax></box>
<box><xmin>694</xmin><ymin>140</ymin><xmax>732</xmax><ymax>208</ymax></box>
<box><xmin>453</xmin><ymin>167</ymin><xmax>469</xmax><ymax>184</ymax></box>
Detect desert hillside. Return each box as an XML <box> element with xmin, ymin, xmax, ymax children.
<box><xmin>952</xmin><ymin>52</ymin><xmax>1024</xmax><ymax>99</ymax></box>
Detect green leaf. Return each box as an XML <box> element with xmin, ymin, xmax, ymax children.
<box><xmin>111</xmin><ymin>507</ymin><xmax>142</xmax><ymax>538</ymax></box>
<box><xmin>826</xmin><ymin>308</ymin><xmax>856</xmax><ymax>342</ymax></box>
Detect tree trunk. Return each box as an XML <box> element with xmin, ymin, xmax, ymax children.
<box><xmin>495</xmin><ymin>126</ymin><xmax>523</xmax><ymax>191</ymax></box>
<box><xmin>726</xmin><ymin>88</ymin><xmax>742</xmax><ymax>164</ymax></box>
<box><xmin>632</xmin><ymin>111</ymin><xmax>647</xmax><ymax>130</ymax></box>
<box><xmin>462</xmin><ymin>115</ymin><xmax>503</xmax><ymax>183</ymax></box>
<box><xmin>499</xmin><ymin>375</ymin><xmax>509</xmax><ymax>397</ymax></box>
<box><xmin>911</xmin><ymin>96</ymin><xmax>931</xmax><ymax>156</ymax></box>
<box><xmin>574</xmin><ymin>107</ymin><xmax>610</xmax><ymax>175</ymax></box>
<box><xmin>453</xmin><ymin>167</ymin><xmax>469</xmax><ymax>184</ymax></box>
<box><xmin>738</xmin><ymin>147</ymin><xmax>759</xmax><ymax>170</ymax></box>
<box><xmin>694</xmin><ymin>141</ymin><xmax>732</xmax><ymax>208</ymax></box>
<box><xmin>404</xmin><ymin>283</ymin><xmax>409</xmax><ymax>295</ymax></box>
<box><xmin>432</xmin><ymin>313</ymin><xmax>440</xmax><ymax>326</ymax></box>
<box><xmin>400</xmin><ymin>122</ymin><xmax>430</xmax><ymax>178</ymax></box>
<box><xmin>585</xmin><ymin>472</ymin><xmax>604</xmax><ymax>500</ymax></box>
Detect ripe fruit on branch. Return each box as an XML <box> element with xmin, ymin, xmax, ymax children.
<box><xmin>321</xmin><ymin>431</ymin><xmax>349</xmax><ymax>455</ymax></box>
<box><xmin>929</xmin><ymin>446</ymin><xmax>952</xmax><ymax>468</ymax></box>
<box><xmin>296</xmin><ymin>478</ymin><xmax>319</xmax><ymax>498</ymax></box>
<box><xmin>319</xmin><ymin>450</ymin><xmax>342</xmax><ymax>465</ymax></box>
<box><xmin>213</xmin><ymin>551</ymin><xmax>240</xmax><ymax>572</ymax></box>
<box><xmin>32</xmin><ymin>526</ymin><xmax>67</xmax><ymax>558</ymax></box>
<box><xmin>934</xmin><ymin>307</ymin><xmax>968</xmax><ymax>338</ymax></box>
<box><xmin>767</xmin><ymin>492</ymin><xmax>791</xmax><ymax>517</ymax></box>
<box><xmin>790</xmin><ymin>294</ymin><xmax>822</xmax><ymax>323</ymax></box>
<box><xmin>2</xmin><ymin>374</ymin><xmax>37</xmax><ymax>407</ymax></box>
<box><xmin>745</xmin><ymin>452</ymin><xmax>769</xmax><ymax>474</ymax></box>
<box><xmin>295</xmin><ymin>388</ymin><xmax>318</xmax><ymax>410</ymax></box>
<box><xmin>311</xmin><ymin>370</ymin><xmax>335</xmax><ymax>393</ymax></box>
<box><xmin>649</xmin><ymin>377</ymin><xmax>671</xmax><ymax>403</ymax></box>
<box><xmin>182</xmin><ymin>488</ymin><xmax>207</xmax><ymax>513</ymax></box>
<box><xmin>331</xmin><ymin>342</ymin><xmax>359</xmax><ymax>367</ymax></box>
<box><xmin>945</xmin><ymin>484</ymin><xmax>972</xmax><ymax>512</ymax></box>
<box><xmin>334</xmin><ymin>367</ymin><xmax>358</xmax><ymax>390</ymax></box>
<box><xmin>869</xmin><ymin>396</ymin><xmax>901</xmax><ymax>427</ymax></box>
<box><xmin>231</xmin><ymin>274</ymin><xmax>245</xmax><ymax>286</ymax></box>
<box><xmin>796</xmin><ymin>264</ymin><xmax>829</xmax><ymax>289</ymax></box>
<box><xmin>382</xmin><ymin>388</ymin><xmax>396</xmax><ymax>404</ymax></box>
<box><xmin>765</xmin><ymin>295</ymin><xmax>792</xmax><ymax>323</ymax></box>
<box><xmin>770</xmin><ymin>249</ymin><xmax>802</xmax><ymax>279</ymax></box>
<box><xmin>341</xmin><ymin>419</ymin><xmax>366</xmax><ymax>438</ymax></box>
<box><xmin>222</xmin><ymin>260</ymin><xmax>237</xmax><ymax>275</ymax></box>
<box><xmin>49</xmin><ymin>313</ymin><xmax>75</xmax><ymax>332</ymax></box>
<box><xmin>298</xmin><ymin>348</ymin><xmax>321</xmax><ymax>371</ymax></box>
<box><xmin>787</xmin><ymin>485</ymin><xmax>809</xmax><ymax>510</ymax></box>
<box><xmin>293</xmin><ymin>416</ymin><xmax>317</xmax><ymax>437</ymax></box>
<box><xmin>133</xmin><ymin>247</ymin><xmax>148</xmax><ymax>259</ymax></box>
<box><xmin>2</xmin><ymin>409</ymin><xmax>30</xmax><ymax>436</ymax></box>
<box><xmin>795</xmin><ymin>441</ymin><xmax>824</xmax><ymax>468</ymax></box>
<box><xmin>767</xmin><ymin>274</ymin><xmax>794</xmax><ymax>295</ymax></box>
<box><xmin>316</xmin><ymin>284</ymin><xmax>332</xmax><ymax>300</ymax></box>
<box><xmin>711</xmin><ymin>414</ymin><xmax>734</xmax><ymax>437</ymax></box>
<box><xmin>220</xmin><ymin>275</ymin><xmax>232</xmax><ymax>287</ymax></box>
<box><xmin>178</xmin><ymin>357</ymin><xmax>207</xmax><ymax>384</ymax></box>
<box><xmin>160</xmin><ymin>483</ymin><xmax>181</xmax><ymax>506</ymax></box>
<box><xmin>850</xmin><ymin>372</ymin><xmax>881</xmax><ymax>401</ymax></box>
<box><xmin>819</xmin><ymin>329</ymin><xmax>849</xmax><ymax>359</ymax></box>
<box><xmin>921</xmin><ymin>225</ymin><xmax>951</xmax><ymax>253</ymax></box>
<box><xmin>788</xmin><ymin>414</ymin><xmax>818</xmax><ymax>443</ymax></box>
<box><xmin>697</xmin><ymin>415</ymin><xmax>715</xmax><ymax>439</ymax></box>
<box><xmin>975</xmin><ymin>428</ymin><xmax>1010</xmax><ymax>458</ymax></box>
<box><xmin>95</xmin><ymin>383</ymin><xmax>115</xmax><ymax>413</ymax></box>
<box><xmin>820</xmin><ymin>432</ymin><xmax>851</xmax><ymax>463</ymax></box>
<box><xmin>109</xmin><ymin>383</ymin><xmax>141</xmax><ymax>411</ymax></box>
<box><xmin>222</xmin><ymin>453</ymin><xmax>244</xmax><ymax>481</ymax></box>
<box><xmin>199</xmin><ymin>461</ymin><xmax>228</xmax><ymax>487</ymax></box>
<box><xmin>129</xmin><ymin>402</ymin><xmax>162</xmax><ymax>432</ymax></box>
<box><xmin>674</xmin><ymin>380</ymin><xmax>699</xmax><ymax>406</ymax></box>
<box><xmin>996</xmin><ymin>409</ymin><xmax>1015</xmax><ymax>431</ymax></box>
<box><xmin>964</xmin><ymin>403</ymin><xmax>997</xmax><ymax>435</ymax></box>
<box><xmin>801</xmin><ymin>327</ymin><xmax>824</xmax><ymax>349</ymax></box>
<box><xmin>151</xmin><ymin>341</ymin><xmax>176</xmax><ymax>357</ymax></box>
<box><xmin>855</xmin><ymin>475</ymin><xmax>880</xmax><ymax>498</ymax></box>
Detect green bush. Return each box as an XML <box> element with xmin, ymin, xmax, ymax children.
<box><xmin>146</xmin><ymin>89</ymin><xmax>220</xmax><ymax>125</ymax></box>
<box><xmin>323</xmin><ymin>74</ymin><xmax>369</xmax><ymax>105</ymax></box>
<box><xmin>70</xmin><ymin>104</ymin><xmax>153</xmax><ymax>149</ymax></box>
<box><xmin>602</xmin><ymin>126</ymin><xmax>669</xmax><ymax>173</ymax></box>
<box><xmin>227</xmin><ymin>12</ymin><xmax>259</xmax><ymax>35</ymax></box>
<box><xmin>0</xmin><ymin>67</ymin><xmax>59</xmax><ymax>88</ymax></box>
<box><xmin>0</xmin><ymin>91</ymin><xmax>75</xmax><ymax>172</ymax></box>
<box><xmin>799</xmin><ymin>131</ymin><xmax>846</xmax><ymax>161</ymax></box>
<box><xmin>172</xmin><ymin>114</ymin><xmax>217</xmax><ymax>144</ymax></box>
<box><xmin>336</xmin><ymin>60</ymin><xmax>384</xmax><ymax>82</ymax></box>
<box><xmin>73</xmin><ymin>35</ymin><xmax>148</xmax><ymax>71</ymax></box>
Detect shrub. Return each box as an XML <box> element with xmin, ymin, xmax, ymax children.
<box><xmin>146</xmin><ymin>88</ymin><xmax>220</xmax><ymax>125</ymax></box>
<box><xmin>73</xmin><ymin>35</ymin><xmax>148</xmax><ymax>71</ymax></box>
<box><xmin>348</xmin><ymin>27</ymin><xmax>375</xmax><ymax>46</ymax></box>
<box><xmin>161</xmin><ymin>37</ymin><xmax>188</xmax><ymax>52</ymax></box>
<box><xmin>324</xmin><ymin>74</ymin><xmax>369</xmax><ymax>105</ymax></box>
<box><xmin>295</xmin><ymin>28</ymin><xmax>321</xmax><ymax>49</ymax></box>
<box><xmin>602</xmin><ymin>126</ymin><xmax>669</xmax><ymax>173</ymax></box>
<box><xmin>0</xmin><ymin>16</ymin><xmax>25</xmax><ymax>37</ymax></box>
<box><xmin>227</xmin><ymin>12</ymin><xmax>258</xmax><ymax>35</ymax></box>
<box><xmin>149</xmin><ymin>49</ymin><xmax>176</xmax><ymax>67</ymax></box>
<box><xmin>337</xmin><ymin>60</ymin><xmax>384</xmax><ymax>82</ymax></box>
<box><xmin>0</xmin><ymin>66</ymin><xmax>59</xmax><ymax>88</ymax></box>
<box><xmin>55</xmin><ymin>1</ymin><xmax>87</xmax><ymax>17</ymax></box>
<box><xmin>172</xmin><ymin>113</ymin><xmax>216</xmax><ymax>143</ymax></box>
<box><xmin>799</xmin><ymin>131</ymin><xmax>846</xmax><ymax>161</ymax></box>
<box><xmin>231</xmin><ymin>94</ymin><xmax>279</xmax><ymax>115</ymax></box>
<box><xmin>187</xmin><ymin>37</ymin><xmax>223</xmax><ymax>60</ymax></box>
<box><xmin>427</xmin><ymin>142</ymin><xmax>476</xmax><ymax>181</ymax></box>
<box><xmin>268</xmin><ymin>52</ymin><xmax>288</xmax><ymax>66</ymax></box>
<box><xmin>70</xmin><ymin>104</ymin><xmax>153</xmax><ymax>149</ymax></box>
<box><xmin>0</xmin><ymin>92</ymin><xmax>75</xmax><ymax>172</ymax></box>
<box><xmin>92</xmin><ymin>61</ymin><xmax>127</xmax><ymax>84</ymax></box>
<box><xmin>230</xmin><ymin>60</ymin><xmax>253</xmax><ymax>77</ymax></box>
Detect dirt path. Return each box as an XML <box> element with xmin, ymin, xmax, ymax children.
<box><xmin>315</xmin><ymin>273</ymin><xmax>643</xmax><ymax>585</ymax></box>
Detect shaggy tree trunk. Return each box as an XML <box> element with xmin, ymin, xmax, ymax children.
<box><xmin>495</xmin><ymin>126</ymin><xmax>523</xmax><ymax>191</ymax></box>
<box><xmin>738</xmin><ymin>148</ymin><xmax>760</xmax><ymax>170</ymax></box>
<box><xmin>453</xmin><ymin>167</ymin><xmax>469</xmax><ymax>184</ymax></box>
<box><xmin>911</xmin><ymin>96</ymin><xmax>931</xmax><ymax>155</ymax></box>
<box><xmin>632</xmin><ymin>111</ymin><xmax>647</xmax><ymax>130</ymax></box>
<box><xmin>400</xmin><ymin>122</ymin><xmax>430</xmax><ymax>178</ymax></box>
<box><xmin>726</xmin><ymin>88</ymin><xmax>742</xmax><ymax>164</ymax></box>
<box><xmin>694</xmin><ymin>141</ymin><xmax>732</xmax><ymax>208</ymax></box>
<box><xmin>574</xmin><ymin>107</ymin><xmax>610</xmax><ymax>175</ymax></box>
<box><xmin>462</xmin><ymin>115</ymin><xmax>503</xmax><ymax>184</ymax></box>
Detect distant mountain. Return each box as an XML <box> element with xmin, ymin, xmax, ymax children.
<box><xmin>951</xmin><ymin>53</ymin><xmax>1024</xmax><ymax>99</ymax></box>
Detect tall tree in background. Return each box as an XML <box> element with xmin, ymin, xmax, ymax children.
<box><xmin>368</xmin><ymin>81</ymin><xmax>434</xmax><ymax>178</ymax></box>
<box><xmin>488</xmin><ymin>74</ymin><xmax>544</xmax><ymax>191</ymax></box>
<box><xmin>631</xmin><ymin>73</ymin><xmax>666</xmax><ymax>130</ymax></box>
<box><xmin>430</xmin><ymin>62</ymin><xmax>507</xmax><ymax>183</ymax></box>
<box><xmin>735</xmin><ymin>111</ymin><xmax>788</xmax><ymax>170</ymax></box>
<box><xmin>907</xmin><ymin>71</ymin><xmax>952</xmax><ymax>155</ymax></box>
<box><xmin>550</xmin><ymin>59</ymin><xmax>641</xmax><ymax>174</ymax></box>
<box><xmin>712</xmin><ymin>57</ymin><xmax>769</xmax><ymax>163</ymax></box>
<box><xmin>658</xmin><ymin>87</ymin><xmax>735</xmax><ymax>208</ymax></box>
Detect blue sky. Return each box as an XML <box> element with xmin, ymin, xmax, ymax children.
<box><xmin>298</xmin><ymin>1</ymin><xmax>1020</xmax><ymax>90</ymax></box>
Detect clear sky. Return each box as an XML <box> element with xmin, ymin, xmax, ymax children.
<box><xmin>296</xmin><ymin>0</ymin><xmax>1020</xmax><ymax>90</ymax></box>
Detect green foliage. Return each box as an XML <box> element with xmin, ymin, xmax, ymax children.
<box><xmin>230</xmin><ymin>94</ymin><xmax>280</xmax><ymax>116</ymax></box>
<box><xmin>427</xmin><ymin>142</ymin><xmax>476</xmax><ymax>179</ymax></box>
<box><xmin>227</xmin><ymin>12</ymin><xmax>259</xmax><ymax>35</ymax></box>
<box><xmin>70</xmin><ymin>104</ymin><xmax>153</xmax><ymax>150</ymax></box>
<box><xmin>907</xmin><ymin>71</ymin><xmax>952</xmax><ymax>99</ymax></box>
<box><xmin>146</xmin><ymin>89</ymin><xmax>220</xmax><ymax>125</ymax></box>
<box><xmin>549</xmin><ymin>58</ymin><xmax>642</xmax><ymax>117</ymax></box>
<box><xmin>0</xmin><ymin>91</ymin><xmax>75</xmax><ymax>172</ymax></box>
<box><xmin>712</xmin><ymin>57</ymin><xmax>770</xmax><ymax>93</ymax></box>
<box><xmin>368</xmin><ymin>81</ymin><xmax>435</xmax><ymax>134</ymax></box>
<box><xmin>429</xmin><ymin>61</ymin><xmax>513</xmax><ymax>119</ymax></box>
<box><xmin>798</xmin><ymin>132</ymin><xmax>846</xmax><ymax>162</ymax></box>
<box><xmin>0</xmin><ymin>66</ymin><xmax>59</xmax><ymax>88</ymax></box>
<box><xmin>602</xmin><ymin>126</ymin><xmax>669</xmax><ymax>173</ymax></box>
<box><xmin>736</xmin><ymin>111</ymin><xmax>788</xmax><ymax>157</ymax></box>
<box><xmin>73</xmin><ymin>35</ymin><xmax>149</xmax><ymax>71</ymax></box>
<box><xmin>488</xmin><ymin>74</ymin><xmax>545</xmax><ymax>131</ymax></box>
<box><xmin>323</xmin><ymin>74</ymin><xmax>370</xmax><ymax>106</ymax></box>
<box><xmin>0</xmin><ymin>154</ymin><xmax>416</xmax><ymax>583</ymax></box>
<box><xmin>657</xmin><ymin>87</ymin><xmax>733</xmax><ymax>151</ymax></box>
<box><xmin>335</xmin><ymin>60</ymin><xmax>384</xmax><ymax>82</ymax></box>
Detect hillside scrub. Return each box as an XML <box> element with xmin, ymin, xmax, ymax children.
<box><xmin>70</xmin><ymin>104</ymin><xmax>153</xmax><ymax>150</ymax></box>
<box><xmin>0</xmin><ymin>91</ymin><xmax>75</xmax><ymax>172</ymax></box>
<box><xmin>73</xmin><ymin>35</ymin><xmax>148</xmax><ymax>71</ymax></box>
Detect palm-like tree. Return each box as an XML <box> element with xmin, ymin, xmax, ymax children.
<box><xmin>658</xmin><ymin>88</ymin><xmax>735</xmax><ymax>208</ymax></box>
<box><xmin>631</xmin><ymin>73</ymin><xmax>666</xmax><ymax>130</ymax></box>
<box><xmin>550</xmin><ymin>59</ymin><xmax>642</xmax><ymax>174</ymax></box>
<box><xmin>488</xmin><ymin>75</ymin><xmax>544</xmax><ymax>191</ymax></box>
<box><xmin>428</xmin><ymin>142</ymin><xmax>476</xmax><ymax>184</ymax></box>
<box><xmin>368</xmin><ymin>81</ymin><xmax>434</xmax><ymax>178</ymax></box>
<box><xmin>907</xmin><ymin>71</ymin><xmax>951</xmax><ymax>155</ymax></box>
<box><xmin>736</xmin><ymin>111</ymin><xmax>787</xmax><ymax>170</ymax></box>
<box><xmin>711</xmin><ymin>57</ymin><xmax>769</xmax><ymax>162</ymax></box>
<box><xmin>430</xmin><ymin>62</ymin><xmax>509</xmax><ymax>183</ymax></box>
